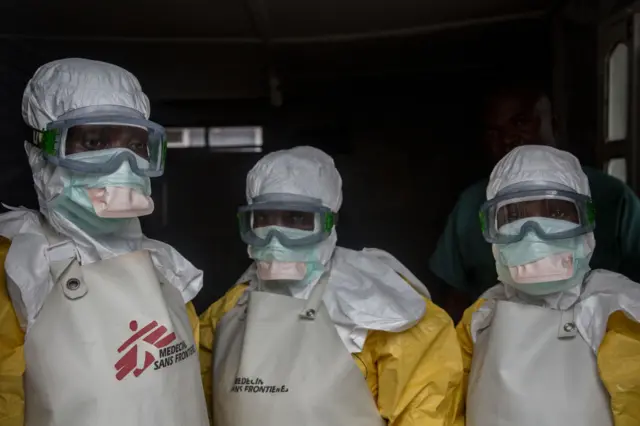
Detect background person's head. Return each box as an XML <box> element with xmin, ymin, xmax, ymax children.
<box><xmin>482</xmin><ymin>82</ymin><xmax>556</xmax><ymax>164</ymax></box>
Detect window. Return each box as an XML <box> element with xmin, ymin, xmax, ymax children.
<box><xmin>208</xmin><ymin>126</ymin><xmax>263</xmax><ymax>152</ymax></box>
<box><xmin>606</xmin><ymin>43</ymin><xmax>629</xmax><ymax>142</ymax></box>
<box><xmin>166</xmin><ymin>127</ymin><xmax>206</xmax><ymax>148</ymax></box>
<box><xmin>165</xmin><ymin>126</ymin><xmax>263</xmax><ymax>153</ymax></box>
<box><xmin>605</xmin><ymin>157</ymin><xmax>627</xmax><ymax>183</ymax></box>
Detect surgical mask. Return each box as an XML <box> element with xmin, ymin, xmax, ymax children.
<box><xmin>494</xmin><ymin>218</ymin><xmax>593</xmax><ymax>296</ymax></box>
<box><xmin>50</xmin><ymin>155</ymin><xmax>153</xmax><ymax>235</ymax></box>
<box><xmin>249</xmin><ymin>226</ymin><xmax>322</xmax><ymax>282</ymax></box>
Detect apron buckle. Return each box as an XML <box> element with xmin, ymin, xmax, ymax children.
<box><xmin>300</xmin><ymin>309</ymin><xmax>316</xmax><ymax>320</ymax></box>
<box><xmin>59</xmin><ymin>260</ymin><xmax>88</xmax><ymax>301</ymax></box>
<box><xmin>62</xmin><ymin>276</ymin><xmax>88</xmax><ymax>300</ymax></box>
<box><xmin>558</xmin><ymin>308</ymin><xmax>578</xmax><ymax>339</ymax></box>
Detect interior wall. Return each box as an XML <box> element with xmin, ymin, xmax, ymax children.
<box><xmin>0</xmin><ymin>42</ymin><xmax>43</xmax><ymax>210</ymax></box>
<box><xmin>553</xmin><ymin>0</ymin><xmax>600</xmax><ymax>167</ymax></box>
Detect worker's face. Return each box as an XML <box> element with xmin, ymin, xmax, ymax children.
<box><xmin>252</xmin><ymin>210</ymin><xmax>316</xmax><ymax>231</ymax></box>
<box><xmin>496</xmin><ymin>199</ymin><xmax>580</xmax><ymax>229</ymax></box>
<box><xmin>66</xmin><ymin>125</ymin><xmax>150</xmax><ymax>159</ymax></box>
<box><xmin>483</xmin><ymin>93</ymin><xmax>552</xmax><ymax>163</ymax></box>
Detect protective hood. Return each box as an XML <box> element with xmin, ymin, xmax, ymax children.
<box><xmin>0</xmin><ymin>58</ymin><xmax>202</xmax><ymax>329</ymax></box>
<box><xmin>487</xmin><ymin>145</ymin><xmax>590</xmax><ymax>198</ymax></box>
<box><xmin>21</xmin><ymin>58</ymin><xmax>154</xmax><ymax>258</ymax></box>
<box><xmin>487</xmin><ymin>145</ymin><xmax>595</xmax><ymax>304</ymax></box>
<box><xmin>23</xmin><ymin>57</ymin><xmax>150</xmax><ymax>130</ymax></box>
<box><xmin>245</xmin><ymin>146</ymin><xmax>342</xmax><ymax>266</ymax></box>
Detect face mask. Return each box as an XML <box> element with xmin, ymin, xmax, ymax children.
<box><xmin>494</xmin><ymin>218</ymin><xmax>593</xmax><ymax>296</ymax></box>
<box><xmin>86</xmin><ymin>186</ymin><xmax>153</xmax><ymax>218</ymax></box>
<box><xmin>51</xmin><ymin>158</ymin><xmax>153</xmax><ymax>235</ymax></box>
<box><xmin>250</xmin><ymin>226</ymin><xmax>321</xmax><ymax>282</ymax></box>
<box><xmin>51</xmin><ymin>189</ymin><xmax>129</xmax><ymax>235</ymax></box>
<box><xmin>256</xmin><ymin>261</ymin><xmax>307</xmax><ymax>281</ymax></box>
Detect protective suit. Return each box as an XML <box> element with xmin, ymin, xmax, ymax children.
<box><xmin>199</xmin><ymin>146</ymin><xmax>463</xmax><ymax>426</ymax></box>
<box><xmin>457</xmin><ymin>145</ymin><xmax>640</xmax><ymax>426</ymax></box>
<box><xmin>0</xmin><ymin>58</ymin><xmax>209</xmax><ymax>426</ymax></box>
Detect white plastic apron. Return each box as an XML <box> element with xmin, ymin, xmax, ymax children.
<box><xmin>212</xmin><ymin>272</ymin><xmax>385</xmax><ymax>426</ymax></box>
<box><xmin>23</xmin><ymin>235</ymin><xmax>209</xmax><ymax>426</ymax></box>
<box><xmin>467</xmin><ymin>300</ymin><xmax>613</xmax><ymax>426</ymax></box>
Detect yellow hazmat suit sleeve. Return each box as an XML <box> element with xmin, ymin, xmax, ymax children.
<box><xmin>199</xmin><ymin>284</ymin><xmax>248</xmax><ymax>423</ymax></box>
<box><xmin>199</xmin><ymin>285</ymin><xmax>464</xmax><ymax>426</ymax></box>
<box><xmin>0</xmin><ymin>236</ymin><xmax>25</xmax><ymax>426</ymax></box>
<box><xmin>368</xmin><ymin>298</ymin><xmax>463</xmax><ymax>426</ymax></box>
<box><xmin>453</xmin><ymin>298</ymin><xmax>486</xmax><ymax>425</ymax></box>
<box><xmin>598</xmin><ymin>310</ymin><xmax>640</xmax><ymax>426</ymax></box>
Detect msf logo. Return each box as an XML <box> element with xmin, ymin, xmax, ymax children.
<box><xmin>115</xmin><ymin>320</ymin><xmax>176</xmax><ymax>381</ymax></box>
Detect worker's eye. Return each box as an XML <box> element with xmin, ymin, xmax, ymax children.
<box><xmin>81</xmin><ymin>135</ymin><xmax>106</xmax><ymax>151</ymax></box>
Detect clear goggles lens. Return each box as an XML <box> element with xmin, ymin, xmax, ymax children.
<box><xmin>238</xmin><ymin>205</ymin><xmax>336</xmax><ymax>248</ymax></box>
<box><xmin>479</xmin><ymin>189</ymin><xmax>595</xmax><ymax>244</ymax></box>
<box><xmin>251</xmin><ymin>209</ymin><xmax>318</xmax><ymax>231</ymax></box>
<box><xmin>496</xmin><ymin>198</ymin><xmax>580</xmax><ymax>227</ymax></box>
<box><xmin>41</xmin><ymin>117</ymin><xmax>166</xmax><ymax>177</ymax></box>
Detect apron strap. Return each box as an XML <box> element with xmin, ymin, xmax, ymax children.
<box><xmin>299</xmin><ymin>267</ymin><xmax>331</xmax><ymax>321</ymax></box>
<box><xmin>558</xmin><ymin>306</ymin><xmax>578</xmax><ymax>339</ymax></box>
<box><xmin>40</xmin><ymin>223</ymin><xmax>77</xmax><ymax>261</ymax></box>
<box><xmin>40</xmin><ymin>223</ymin><xmax>87</xmax><ymax>300</ymax></box>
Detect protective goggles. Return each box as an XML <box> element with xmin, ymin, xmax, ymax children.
<box><xmin>39</xmin><ymin>114</ymin><xmax>167</xmax><ymax>178</ymax></box>
<box><xmin>479</xmin><ymin>187</ymin><xmax>595</xmax><ymax>244</ymax></box>
<box><xmin>238</xmin><ymin>193</ymin><xmax>337</xmax><ymax>248</ymax></box>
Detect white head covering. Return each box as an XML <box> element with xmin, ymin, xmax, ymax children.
<box><xmin>20</xmin><ymin>58</ymin><xmax>154</xmax><ymax>255</ymax></box>
<box><xmin>0</xmin><ymin>58</ymin><xmax>201</xmax><ymax>330</ymax></box>
<box><xmin>474</xmin><ymin>147</ymin><xmax>640</xmax><ymax>351</ymax></box>
<box><xmin>486</xmin><ymin>144</ymin><xmax>595</xmax><ymax>309</ymax></box>
<box><xmin>23</xmin><ymin>58</ymin><xmax>150</xmax><ymax>129</ymax></box>
<box><xmin>246</xmin><ymin>146</ymin><xmax>342</xmax><ymax>265</ymax></box>
<box><xmin>487</xmin><ymin>145</ymin><xmax>591</xmax><ymax>199</ymax></box>
<box><xmin>246</xmin><ymin>146</ymin><xmax>343</xmax><ymax>211</ymax></box>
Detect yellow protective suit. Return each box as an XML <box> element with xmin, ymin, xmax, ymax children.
<box><xmin>199</xmin><ymin>282</ymin><xmax>464</xmax><ymax>426</ymax></box>
<box><xmin>0</xmin><ymin>236</ymin><xmax>201</xmax><ymax>426</ymax></box>
<box><xmin>456</xmin><ymin>299</ymin><xmax>640</xmax><ymax>426</ymax></box>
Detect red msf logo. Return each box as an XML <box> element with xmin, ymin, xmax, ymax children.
<box><xmin>115</xmin><ymin>320</ymin><xmax>176</xmax><ymax>381</ymax></box>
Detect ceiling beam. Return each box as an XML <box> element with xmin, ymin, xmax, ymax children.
<box><xmin>0</xmin><ymin>10</ymin><xmax>545</xmax><ymax>45</ymax></box>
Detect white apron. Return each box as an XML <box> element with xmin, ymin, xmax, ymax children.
<box><xmin>212</xmin><ymin>272</ymin><xmax>385</xmax><ymax>426</ymax></box>
<box><xmin>23</xmin><ymin>234</ymin><xmax>209</xmax><ymax>426</ymax></box>
<box><xmin>467</xmin><ymin>300</ymin><xmax>613</xmax><ymax>426</ymax></box>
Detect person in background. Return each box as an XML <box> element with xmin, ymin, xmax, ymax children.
<box><xmin>429</xmin><ymin>82</ymin><xmax>640</xmax><ymax>320</ymax></box>
<box><xmin>456</xmin><ymin>145</ymin><xmax>640</xmax><ymax>425</ymax></box>
<box><xmin>0</xmin><ymin>58</ymin><xmax>209</xmax><ymax>426</ymax></box>
<box><xmin>199</xmin><ymin>146</ymin><xmax>463</xmax><ymax>426</ymax></box>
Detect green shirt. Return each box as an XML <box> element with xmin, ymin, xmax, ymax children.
<box><xmin>429</xmin><ymin>166</ymin><xmax>640</xmax><ymax>298</ymax></box>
